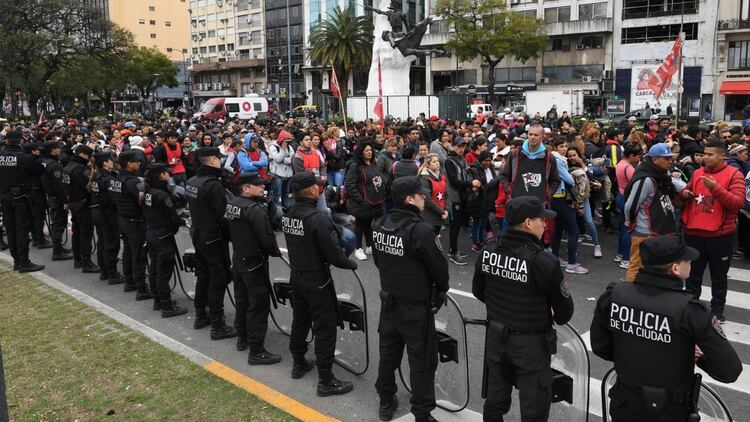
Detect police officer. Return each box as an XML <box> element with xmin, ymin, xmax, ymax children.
<box><xmin>22</xmin><ymin>143</ymin><xmax>51</xmax><ymax>250</ymax></box>
<box><xmin>112</xmin><ymin>151</ymin><xmax>153</xmax><ymax>301</ymax></box>
<box><xmin>40</xmin><ymin>141</ymin><xmax>73</xmax><ymax>261</ymax></box>
<box><xmin>472</xmin><ymin>196</ymin><xmax>574</xmax><ymax>422</ymax></box>
<box><xmin>283</xmin><ymin>172</ymin><xmax>358</xmax><ymax>396</ymax></box>
<box><xmin>590</xmin><ymin>235</ymin><xmax>742</xmax><ymax>422</ymax></box>
<box><xmin>0</xmin><ymin>130</ymin><xmax>45</xmax><ymax>272</ymax></box>
<box><xmin>63</xmin><ymin>145</ymin><xmax>99</xmax><ymax>273</ymax></box>
<box><xmin>142</xmin><ymin>163</ymin><xmax>188</xmax><ymax>318</ymax></box>
<box><xmin>224</xmin><ymin>173</ymin><xmax>283</xmax><ymax>364</ymax></box>
<box><xmin>90</xmin><ymin>152</ymin><xmax>124</xmax><ymax>285</ymax></box>
<box><xmin>185</xmin><ymin>147</ymin><xmax>236</xmax><ymax>339</ymax></box>
<box><xmin>371</xmin><ymin>176</ymin><xmax>449</xmax><ymax>422</ymax></box>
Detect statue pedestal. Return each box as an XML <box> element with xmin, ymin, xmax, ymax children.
<box><xmin>366</xmin><ymin>0</ymin><xmax>414</xmax><ymax>97</ymax></box>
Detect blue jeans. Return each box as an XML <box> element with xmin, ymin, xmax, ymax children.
<box><xmin>471</xmin><ymin>214</ymin><xmax>487</xmax><ymax>245</ymax></box>
<box><xmin>271</xmin><ymin>176</ymin><xmax>290</xmax><ymax>209</ymax></box>
<box><xmin>327</xmin><ymin>170</ymin><xmax>345</xmax><ymax>187</ymax></box>
<box><xmin>551</xmin><ymin>197</ymin><xmax>579</xmax><ymax>265</ymax></box>
<box><xmin>615</xmin><ymin>193</ymin><xmax>631</xmax><ymax>260</ymax></box>
<box><xmin>495</xmin><ymin>217</ymin><xmax>505</xmax><ymax>238</ymax></box>
<box><xmin>582</xmin><ymin>199</ymin><xmax>600</xmax><ymax>246</ymax></box>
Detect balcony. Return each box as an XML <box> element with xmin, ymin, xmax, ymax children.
<box><xmin>546</xmin><ymin>18</ymin><xmax>613</xmax><ymax>36</ymax></box>
<box><xmin>421</xmin><ymin>32</ymin><xmax>451</xmax><ymax>46</ymax></box>
<box><xmin>718</xmin><ymin>19</ymin><xmax>750</xmax><ymax>32</ymax></box>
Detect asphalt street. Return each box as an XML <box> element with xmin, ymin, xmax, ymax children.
<box><xmin>14</xmin><ymin>217</ymin><xmax>750</xmax><ymax>422</ymax></box>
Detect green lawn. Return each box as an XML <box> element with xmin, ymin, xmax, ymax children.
<box><xmin>0</xmin><ymin>264</ymin><xmax>298</xmax><ymax>421</ymax></box>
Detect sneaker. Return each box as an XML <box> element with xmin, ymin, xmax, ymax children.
<box><xmin>581</xmin><ymin>234</ymin><xmax>593</xmax><ymax>242</ymax></box>
<box><xmin>248</xmin><ymin>348</ymin><xmax>282</xmax><ymax>365</ymax></box>
<box><xmin>565</xmin><ymin>264</ymin><xmax>589</xmax><ymax>274</ymax></box>
<box><xmin>619</xmin><ymin>260</ymin><xmax>630</xmax><ymax>269</ymax></box>
<box><xmin>594</xmin><ymin>245</ymin><xmax>602</xmax><ymax>258</ymax></box>
<box><xmin>365</xmin><ymin>246</ymin><xmax>372</xmax><ymax>255</ymax></box>
<box><xmin>613</xmin><ymin>254</ymin><xmax>623</xmax><ymax>262</ymax></box>
<box><xmin>354</xmin><ymin>248</ymin><xmax>367</xmax><ymax>261</ymax></box>
<box><xmin>449</xmin><ymin>254</ymin><xmax>467</xmax><ymax>266</ymax></box>
<box><xmin>471</xmin><ymin>243</ymin><xmax>482</xmax><ymax>252</ymax></box>
<box><xmin>559</xmin><ymin>258</ymin><xmax>568</xmax><ymax>267</ymax></box>
<box><xmin>485</xmin><ymin>231</ymin><xmax>495</xmax><ymax>240</ymax></box>
<box><xmin>317</xmin><ymin>376</ymin><xmax>353</xmax><ymax>397</ymax></box>
<box><xmin>18</xmin><ymin>262</ymin><xmax>45</xmax><ymax>273</ymax></box>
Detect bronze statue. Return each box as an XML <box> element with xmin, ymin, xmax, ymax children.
<box><xmin>365</xmin><ymin>1</ymin><xmax>441</xmax><ymax>58</ymax></box>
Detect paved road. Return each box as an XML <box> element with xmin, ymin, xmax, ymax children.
<box><xmin>16</xmin><ymin>220</ymin><xmax>750</xmax><ymax>421</ymax></box>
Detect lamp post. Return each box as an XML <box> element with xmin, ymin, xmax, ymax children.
<box><xmin>165</xmin><ymin>47</ymin><xmax>190</xmax><ymax>109</ymax></box>
<box><xmin>285</xmin><ymin>0</ymin><xmax>293</xmax><ymax>114</ymax></box>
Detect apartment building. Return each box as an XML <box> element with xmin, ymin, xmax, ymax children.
<box><xmin>714</xmin><ymin>0</ymin><xmax>750</xmax><ymax>120</ymax></box>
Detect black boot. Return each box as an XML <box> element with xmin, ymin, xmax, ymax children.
<box><xmin>18</xmin><ymin>262</ymin><xmax>45</xmax><ymax>273</ymax></box>
<box><xmin>247</xmin><ymin>347</ymin><xmax>281</xmax><ymax>365</ymax></box>
<box><xmin>236</xmin><ymin>337</ymin><xmax>249</xmax><ymax>351</ymax></box>
<box><xmin>162</xmin><ymin>303</ymin><xmax>188</xmax><ymax>318</ymax></box>
<box><xmin>135</xmin><ymin>289</ymin><xmax>153</xmax><ymax>301</ymax></box>
<box><xmin>379</xmin><ymin>396</ymin><xmax>399</xmax><ymax>421</ymax></box>
<box><xmin>291</xmin><ymin>359</ymin><xmax>315</xmax><ymax>379</ymax></box>
<box><xmin>73</xmin><ymin>259</ymin><xmax>82</xmax><ymax>269</ymax></box>
<box><xmin>193</xmin><ymin>308</ymin><xmax>210</xmax><ymax>329</ymax></box>
<box><xmin>153</xmin><ymin>299</ymin><xmax>177</xmax><ymax>311</ymax></box>
<box><xmin>123</xmin><ymin>281</ymin><xmax>137</xmax><ymax>292</ymax></box>
<box><xmin>108</xmin><ymin>272</ymin><xmax>125</xmax><ymax>285</ymax></box>
<box><xmin>36</xmin><ymin>238</ymin><xmax>53</xmax><ymax>249</ymax></box>
<box><xmin>210</xmin><ymin>316</ymin><xmax>237</xmax><ymax>340</ymax></box>
<box><xmin>414</xmin><ymin>415</ymin><xmax>438</xmax><ymax>422</ymax></box>
<box><xmin>52</xmin><ymin>248</ymin><xmax>73</xmax><ymax>261</ymax></box>
<box><xmin>317</xmin><ymin>376</ymin><xmax>353</xmax><ymax>397</ymax></box>
<box><xmin>81</xmin><ymin>261</ymin><xmax>100</xmax><ymax>273</ymax></box>
<box><xmin>99</xmin><ymin>272</ymin><xmax>109</xmax><ymax>281</ymax></box>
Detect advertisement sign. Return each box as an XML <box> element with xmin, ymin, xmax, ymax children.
<box><xmin>606</xmin><ymin>99</ymin><xmax>626</xmax><ymax>114</ymax></box>
<box><xmin>630</xmin><ymin>64</ymin><xmax>678</xmax><ymax>112</ymax></box>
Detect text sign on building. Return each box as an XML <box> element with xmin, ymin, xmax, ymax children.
<box><xmin>630</xmin><ymin>64</ymin><xmax>679</xmax><ymax>112</ymax></box>
<box><xmin>606</xmin><ymin>99</ymin><xmax>626</xmax><ymax>114</ymax></box>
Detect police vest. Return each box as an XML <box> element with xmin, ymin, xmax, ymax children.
<box><xmin>224</xmin><ymin>196</ymin><xmax>268</xmax><ymax>260</ymax></box>
<box><xmin>282</xmin><ymin>205</ymin><xmax>327</xmax><ymax>277</ymax></box>
<box><xmin>0</xmin><ymin>148</ymin><xmax>24</xmax><ymax>191</ymax></box>
<box><xmin>430</xmin><ymin>175</ymin><xmax>446</xmax><ymax>210</ymax></box>
<box><xmin>113</xmin><ymin>172</ymin><xmax>142</xmax><ymax>218</ymax></box>
<box><xmin>608</xmin><ymin>280</ymin><xmax>695</xmax><ymax>392</ymax></box>
<box><xmin>40</xmin><ymin>157</ymin><xmax>57</xmax><ymax>195</ymax></box>
<box><xmin>63</xmin><ymin>160</ymin><xmax>89</xmax><ymax>202</ymax></box>
<box><xmin>682</xmin><ymin>165</ymin><xmax>739</xmax><ymax>232</ymax></box>
<box><xmin>165</xmin><ymin>143</ymin><xmax>185</xmax><ymax>175</ymax></box>
<box><xmin>371</xmin><ymin>217</ymin><xmax>432</xmax><ymax>302</ymax></box>
<box><xmin>143</xmin><ymin>187</ymin><xmax>170</xmax><ymax>230</ymax></box>
<box><xmin>479</xmin><ymin>241</ymin><xmax>551</xmax><ymax>331</ymax></box>
<box><xmin>186</xmin><ymin>174</ymin><xmax>224</xmax><ymax>237</ymax></box>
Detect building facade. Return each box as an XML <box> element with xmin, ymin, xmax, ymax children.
<box><xmin>188</xmin><ymin>0</ymin><xmax>267</xmax><ymax>107</ymax></box>
<box><xmin>714</xmin><ymin>0</ymin><xmax>750</xmax><ymax>121</ymax></box>
<box><xmin>266</xmin><ymin>0</ymin><xmax>304</xmax><ymax>110</ymax></box>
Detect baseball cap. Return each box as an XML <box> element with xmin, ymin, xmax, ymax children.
<box><xmin>289</xmin><ymin>172</ymin><xmax>322</xmax><ymax>192</ymax></box>
<box><xmin>391</xmin><ymin>176</ymin><xmax>429</xmax><ymax>204</ymax></box>
<box><xmin>75</xmin><ymin>145</ymin><xmax>93</xmax><ymax>157</ymax></box>
<box><xmin>237</xmin><ymin>173</ymin><xmax>266</xmax><ymax>186</ymax></box>
<box><xmin>196</xmin><ymin>147</ymin><xmax>223</xmax><ymax>159</ymax></box>
<box><xmin>429</xmin><ymin>115</ymin><xmax>439</xmax><ymax>122</ymax></box>
<box><xmin>452</xmin><ymin>136</ymin><xmax>467</xmax><ymax>146</ymax></box>
<box><xmin>640</xmin><ymin>235</ymin><xmax>699</xmax><ymax>266</ymax></box>
<box><xmin>647</xmin><ymin>143</ymin><xmax>677</xmax><ymax>158</ymax></box>
<box><xmin>504</xmin><ymin>196</ymin><xmax>557</xmax><ymax>225</ymax></box>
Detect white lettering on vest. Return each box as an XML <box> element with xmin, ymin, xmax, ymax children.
<box><xmin>480</xmin><ymin>250</ymin><xmax>528</xmax><ymax>283</ymax></box>
<box><xmin>185</xmin><ymin>185</ymin><xmax>199</xmax><ymax>199</ymax></box>
<box><xmin>223</xmin><ymin>204</ymin><xmax>241</xmax><ymax>220</ymax></box>
<box><xmin>282</xmin><ymin>216</ymin><xmax>304</xmax><ymax>236</ymax></box>
<box><xmin>372</xmin><ymin>231</ymin><xmax>404</xmax><ymax>256</ymax></box>
<box><xmin>144</xmin><ymin>193</ymin><xmax>152</xmax><ymax>207</ymax></box>
<box><xmin>109</xmin><ymin>180</ymin><xmax>122</xmax><ymax>193</ymax></box>
<box><xmin>609</xmin><ymin>302</ymin><xmax>672</xmax><ymax>343</ymax></box>
<box><xmin>0</xmin><ymin>156</ymin><xmax>18</xmax><ymax>167</ymax></box>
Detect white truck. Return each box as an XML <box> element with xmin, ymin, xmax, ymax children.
<box><xmin>522</xmin><ymin>90</ymin><xmax>585</xmax><ymax>117</ymax></box>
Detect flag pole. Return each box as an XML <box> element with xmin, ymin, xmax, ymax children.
<box><xmin>674</xmin><ymin>5</ymin><xmax>684</xmax><ymax>134</ymax></box>
<box><xmin>331</xmin><ymin>61</ymin><xmax>348</xmax><ymax>134</ymax></box>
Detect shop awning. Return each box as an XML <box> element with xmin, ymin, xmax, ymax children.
<box><xmin>720</xmin><ymin>81</ymin><xmax>750</xmax><ymax>95</ymax></box>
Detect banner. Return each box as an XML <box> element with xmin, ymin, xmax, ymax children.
<box><xmin>630</xmin><ymin>64</ymin><xmax>679</xmax><ymax>112</ymax></box>
<box><xmin>330</xmin><ymin>65</ymin><xmax>341</xmax><ymax>99</ymax></box>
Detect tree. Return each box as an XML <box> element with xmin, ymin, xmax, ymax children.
<box><xmin>125</xmin><ymin>47</ymin><xmax>179</xmax><ymax>110</ymax></box>
<box><xmin>437</xmin><ymin>0</ymin><xmax>548</xmax><ymax>107</ymax></box>
<box><xmin>309</xmin><ymin>6</ymin><xmax>373</xmax><ymax>103</ymax></box>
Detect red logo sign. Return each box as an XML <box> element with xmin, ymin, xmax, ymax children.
<box><xmin>242</xmin><ymin>102</ymin><xmax>251</xmax><ymax>111</ymax></box>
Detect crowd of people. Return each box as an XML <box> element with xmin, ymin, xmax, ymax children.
<box><xmin>0</xmin><ymin>105</ymin><xmax>749</xmax><ymax>421</ymax></box>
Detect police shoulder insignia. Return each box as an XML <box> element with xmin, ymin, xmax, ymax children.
<box><xmin>712</xmin><ymin>315</ymin><xmax>727</xmax><ymax>339</ymax></box>
<box><xmin>560</xmin><ymin>278</ymin><xmax>570</xmax><ymax>298</ymax></box>
<box><xmin>434</xmin><ymin>235</ymin><xmax>443</xmax><ymax>252</ymax></box>
<box><xmin>163</xmin><ymin>197</ymin><xmax>173</xmax><ymax>208</ymax></box>
<box><xmin>83</xmin><ymin>169</ymin><xmax>91</xmax><ymax>178</ymax></box>
<box><xmin>53</xmin><ymin>170</ymin><xmax>61</xmax><ymax>178</ymax></box>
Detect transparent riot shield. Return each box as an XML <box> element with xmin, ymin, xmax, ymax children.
<box><xmin>398</xmin><ymin>294</ymin><xmax>471</xmax><ymax>412</ymax></box>
<box><xmin>269</xmin><ymin>252</ymin><xmax>369</xmax><ymax>375</ymax></box>
<box><xmin>601</xmin><ymin>368</ymin><xmax>734</xmax><ymax>422</ymax></box>
<box><xmin>549</xmin><ymin>323</ymin><xmax>591</xmax><ymax>422</ymax></box>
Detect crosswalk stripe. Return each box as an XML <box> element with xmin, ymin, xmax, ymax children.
<box><xmin>728</xmin><ymin>267</ymin><xmax>750</xmax><ymax>284</ymax></box>
<box><xmin>701</xmin><ymin>289</ymin><xmax>750</xmax><ymax>310</ymax></box>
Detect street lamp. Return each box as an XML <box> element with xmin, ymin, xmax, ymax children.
<box><xmin>165</xmin><ymin>47</ymin><xmax>191</xmax><ymax>109</ymax></box>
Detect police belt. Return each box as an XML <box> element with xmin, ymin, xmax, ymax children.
<box><xmin>120</xmin><ymin>216</ymin><xmax>144</xmax><ymax>223</ymax></box>
<box><xmin>508</xmin><ymin>328</ymin><xmax>551</xmax><ymax>336</ymax></box>
<box><xmin>617</xmin><ymin>376</ymin><xmax>691</xmax><ymax>404</ymax></box>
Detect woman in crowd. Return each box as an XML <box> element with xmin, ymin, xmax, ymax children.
<box><xmin>345</xmin><ymin>140</ymin><xmax>385</xmax><ymax>261</ymax></box>
<box><xmin>566</xmin><ymin>145</ymin><xmax>602</xmax><ymax>258</ymax></box>
<box><xmin>418</xmin><ymin>153</ymin><xmax>448</xmax><ymax>233</ymax></box>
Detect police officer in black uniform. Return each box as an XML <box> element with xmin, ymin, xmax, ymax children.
<box><xmin>590</xmin><ymin>235</ymin><xmax>742</xmax><ymax>422</ymax></box>
<box><xmin>113</xmin><ymin>151</ymin><xmax>153</xmax><ymax>301</ymax></box>
<box><xmin>372</xmin><ymin>176</ymin><xmax>450</xmax><ymax>422</ymax></box>
<box><xmin>142</xmin><ymin>163</ymin><xmax>189</xmax><ymax>318</ymax></box>
<box><xmin>22</xmin><ymin>143</ymin><xmax>52</xmax><ymax>250</ymax></box>
<box><xmin>90</xmin><ymin>152</ymin><xmax>124</xmax><ymax>285</ymax></box>
<box><xmin>472</xmin><ymin>196</ymin><xmax>574</xmax><ymax>422</ymax></box>
<box><xmin>62</xmin><ymin>145</ymin><xmax>99</xmax><ymax>273</ymax></box>
<box><xmin>283</xmin><ymin>172</ymin><xmax>358</xmax><ymax>396</ymax></box>
<box><xmin>185</xmin><ymin>147</ymin><xmax>236</xmax><ymax>339</ymax></box>
<box><xmin>224</xmin><ymin>173</ymin><xmax>283</xmax><ymax>364</ymax></box>
<box><xmin>0</xmin><ymin>130</ymin><xmax>45</xmax><ymax>272</ymax></box>
<box><xmin>40</xmin><ymin>141</ymin><xmax>73</xmax><ymax>261</ymax></box>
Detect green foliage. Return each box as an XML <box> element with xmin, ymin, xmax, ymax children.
<box><xmin>125</xmin><ymin>46</ymin><xmax>180</xmax><ymax>97</ymax></box>
<box><xmin>437</xmin><ymin>0</ymin><xmax>548</xmax><ymax>106</ymax></box>
<box><xmin>309</xmin><ymin>6</ymin><xmax>373</xmax><ymax>101</ymax></box>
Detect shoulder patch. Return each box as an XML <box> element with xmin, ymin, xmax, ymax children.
<box><xmin>163</xmin><ymin>196</ymin><xmax>174</xmax><ymax>208</ymax></box>
<box><xmin>560</xmin><ymin>278</ymin><xmax>570</xmax><ymax>298</ymax></box>
<box><xmin>434</xmin><ymin>234</ymin><xmax>443</xmax><ymax>252</ymax></box>
<box><xmin>712</xmin><ymin>315</ymin><xmax>727</xmax><ymax>339</ymax></box>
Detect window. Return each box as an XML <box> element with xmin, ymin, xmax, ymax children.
<box><xmin>208</xmin><ymin>30</ymin><xmax>216</xmax><ymax>37</ymax></box>
<box><xmin>226</xmin><ymin>103</ymin><xmax>240</xmax><ymax>113</ymax></box>
<box><xmin>150</xmin><ymin>33</ymin><xmax>157</xmax><ymax>38</ymax></box>
<box><xmin>219</xmin><ymin>44</ymin><xmax>226</xmax><ymax>51</ymax></box>
<box><xmin>729</xmin><ymin>40</ymin><xmax>750</xmax><ymax>69</ymax></box>
<box><xmin>227</xmin><ymin>43</ymin><xmax>234</xmax><ymax>50</ymax></box>
<box><xmin>239</xmin><ymin>32</ymin><xmax>251</xmax><ymax>45</ymax></box>
<box><xmin>167</xmin><ymin>47</ymin><xmax>173</xmax><ymax>52</ymax></box>
<box><xmin>578</xmin><ymin>2</ymin><xmax>607</xmax><ymax>19</ymax></box>
<box><xmin>514</xmin><ymin>9</ymin><xmax>537</xmax><ymax>20</ymax></box>
<box><xmin>429</xmin><ymin>19</ymin><xmax>450</xmax><ymax>33</ymax></box>
<box><xmin>621</xmin><ymin>23</ymin><xmax>697</xmax><ymax>44</ymax></box>
<box><xmin>251</xmin><ymin>30</ymin><xmax>261</xmax><ymax>41</ymax></box>
<box><xmin>139</xmin><ymin>18</ymin><xmax>145</xmax><ymax>24</ymax></box>
<box><xmin>150</xmin><ymin>20</ymin><xmax>156</xmax><ymax>25</ymax></box>
<box><xmin>544</xmin><ymin>6</ymin><xmax>570</xmax><ymax>22</ymax></box>
<box><xmin>209</xmin><ymin>45</ymin><xmax>216</xmax><ymax>53</ymax></box>
<box><xmin>253</xmin><ymin>48</ymin><xmax>263</xmax><ymax>58</ymax></box>
<box><xmin>149</xmin><ymin>5</ymin><xmax>155</xmax><ymax>11</ymax></box>
<box><xmin>200</xmin><ymin>46</ymin><xmax>207</xmax><ymax>53</ymax></box>
<box><xmin>191</xmin><ymin>19</ymin><xmax>196</xmax><ymax>26</ymax></box>
<box><xmin>165</xmin><ymin>21</ymin><xmax>172</xmax><ymax>27</ymax></box>
<box><xmin>482</xmin><ymin>67</ymin><xmax>536</xmax><ymax>83</ymax></box>
<box><xmin>192</xmin><ymin>47</ymin><xmax>198</xmax><ymax>54</ymax></box>
<box><xmin>457</xmin><ymin>70</ymin><xmax>476</xmax><ymax>85</ymax></box>
<box><xmin>542</xmin><ymin>65</ymin><xmax>603</xmax><ymax>82</ymax></box>
<box><xmin>546</xmin><ymin>37</ymin><xmax>570</xmax><ymax>51</ymax></box>
<box><xmin>622</xmin><ymin>0</ymin><xmax>698</xmax><ymax>19</ymax></box>
<box><xmin>578</xmin><ymin>35</ymin><xmax>604</xmax><ymax>48</ymax></box>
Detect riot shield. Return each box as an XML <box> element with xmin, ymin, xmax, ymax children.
<box><xmin>398</xmin><ymin>294</ymin><xmax>470</xmax><ymax>412</ymax></box>
<box><xmin>549</xmin><ymin>323</ymin><xmax>591</xmax><ymax>422</ymax></box>
<box><xmin>601</xmin><ymin>368</ymin><xmax>734</xmax><ymax>422</ymax></box>
<box><xmin>268</xmin><ymin>252</ymin><xmax>369</xmax><ymax>375</ymax></box>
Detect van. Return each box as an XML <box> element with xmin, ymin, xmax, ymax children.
<box><xmin>194</xmin><ymin>95</ymin><xmax>269</xmax><ymax>121</ymax></box>
<box><xmin>467</xmin><ymin>104</ymin><xmax>493</xmax><ymax>119</ymax></box>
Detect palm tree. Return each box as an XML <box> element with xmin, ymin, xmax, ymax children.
<box><xmin>309</xmin><ymin>6</ymin><xmax>373</xmax><ymax>103</ymax></box>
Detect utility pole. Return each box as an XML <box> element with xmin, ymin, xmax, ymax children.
<box><xmin>285</xmin><ymin>0</ymin><xmax>293</xmax><ymax>113</ymax></box>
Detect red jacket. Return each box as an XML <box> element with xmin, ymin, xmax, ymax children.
<box><xmin>682</xmin><ymin>162</ymin><xmax>745</xmax><ymax>237</ymax></box>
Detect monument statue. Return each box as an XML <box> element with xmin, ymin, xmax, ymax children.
<box><xmin>365</xmin><ymin>0</ymin><xmax>440</xmax><ymax>97</ymax></box>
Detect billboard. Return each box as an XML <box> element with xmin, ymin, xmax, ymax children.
<box><xmin>630</xmin><ymin>64</ymin><xmax>679</xmax><ymax>112</ymax></box>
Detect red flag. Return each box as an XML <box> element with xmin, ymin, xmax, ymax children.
<box><xmin>330</xmin><ymin>64</ymin><xmax>341</xmax><ymax>99</ymax></box>
<box><xmin>646</xmin><ymin>35</ymin><xmax>682</xmax><ymax>101</ymax></box>
<box><xmin>373</xmin><ymin>54</ymin><xmax>384</xmax><ymax>127</ymax></box>
<box><xmin>37</xmin><ymin>110</ymin><xmax>44</xmax><ymax>126</ymax></box>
